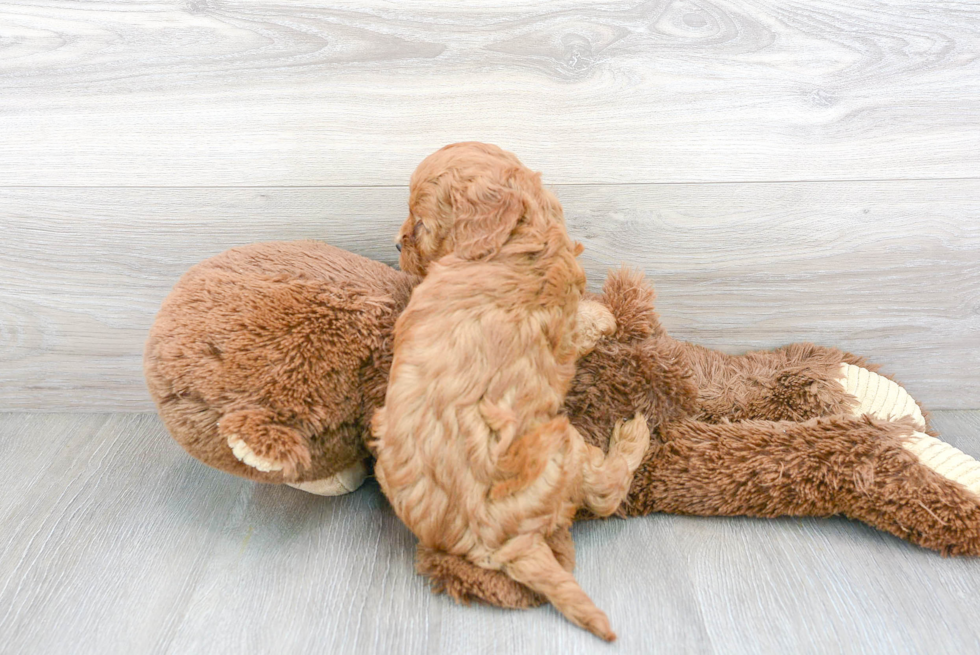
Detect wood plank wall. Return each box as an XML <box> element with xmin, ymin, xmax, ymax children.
<box><xmin>1</xmin><ymin>1</ymin><xmax>978</xmax><ymax>410</ymax></box>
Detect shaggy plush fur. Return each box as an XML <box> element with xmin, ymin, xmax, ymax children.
<box><xmin>419</xmin><ymin>270</ymin><xmax>976</xmax><ymax>608</ymax></box>
<box><xmin>146</xmin><ymin>242</ymin><xmax>980</xmax><ymax>615</ymax></box>
<box><xmin>144</xmin><ymin>241</ymin><xmax>415</xmax><ymax>483</ymax></box>
<box><xmin>371</xmin><ymin>143</ymin><xmax>648</xmax><ymax>641</ymax></box>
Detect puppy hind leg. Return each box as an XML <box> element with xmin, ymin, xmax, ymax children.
<box><xmin>608</xmin><ymin>412</ymin><xmax>651</xmax><ymax>469</ymax></box>
<box><xmin>573</xmin><ymin>300</ymin><xmax>617</xmax><ymax>356</ymax></box>
<box><xmin>490</xmin><ymin>417</ymin><xmax>569</xmax><ymax>500</ymax></box>
<box><xmin>580</xmin><ymin>413</ymin><xmax>650</xmax><ymax>517</ymax></box>
<box><xmin>497</xmin><ymin>534</ymin><xmax>615</xmax><ymax>642</ymax></box>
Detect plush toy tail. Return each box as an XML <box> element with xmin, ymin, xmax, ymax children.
<box><xmin>496</xmin><ymin>535</ymin><xmax>616</xmax><ymax>641</ymax></box>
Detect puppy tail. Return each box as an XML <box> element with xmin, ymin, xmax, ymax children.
<box><xmin>497</xmin><ymin>535</ymin><xmax>615</xmax><ymax>642</ymax></box>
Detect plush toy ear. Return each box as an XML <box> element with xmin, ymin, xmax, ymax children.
<box><xmin>451</xmin><ymin>184</ymin><xmax>525</xmax><ymax>260</ymax></box>
<box><xmin>600</xmin><ymin>267</ymin><xmax>663</xmax><ymax>340</ymax></box>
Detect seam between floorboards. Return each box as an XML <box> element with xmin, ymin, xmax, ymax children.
<box><xmin>1</xmin><ymin>176</ymin><xmax>979</xmax><ymax>190</ymax></box>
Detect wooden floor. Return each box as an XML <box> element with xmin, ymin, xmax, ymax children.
<box><xmin>1</xmin><ymin>410</ymin><xmax>979</xmax><ymax>654</ymax></box>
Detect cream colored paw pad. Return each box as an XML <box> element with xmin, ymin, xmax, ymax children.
<box><xmin>227</xmin><ymin>433</ymin><xmax>284</xmax><ymax>473</ymax></box>
<box><xmin>286</xmin><ymin>460</ymin><xmax>368</xmax><ymax>496</ymax></box>
<box><xmin>839</xmin><ymin>364</ymin><xmax>980</xmax><ymax>496</ymax></box>
<box><xmin>839</xmin><ymin>363</ymin><xmax>925</xmax><ymax>430</ymax></box>
<box><xmin>904</xmin><ymin>432</ymin><xmax>980</xmax><ymax>496</ymax></box>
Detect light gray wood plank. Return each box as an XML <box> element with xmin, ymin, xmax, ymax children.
<box><xmin>0</xmin><ymin>413</ymin><xmax>108</xmax><ymax>519</ymax></box>
<box><xmin>685</xmin><ymin>410</ymin><xmax>980</xmax><ymax>654</ymax></box>
<box><xmin>1</xmin><ymin>1</ymin><xmax>978</xmax><ymax>185</ymax></box>
<box><xmin>0</xmin><ymin>414</ymin><xmax>250</xmax><ymax>654</ymax></box>
<box><xmin>163</xmin><ymin>487</ymin><xmax>713</xmax><ymax>655</ymax></box>
<box><xmin>162</xmin><ymin>482</ymin><xmax>710</xmax><ymax>655</ymax></box>
<box><xmin>2</xmin><ymin>412</ymin><xmax>980</xmax><ymax>654</ymax></box>
<box><xmin>564</xmin><ymin>181</ymin><xmax>980</xmax><ymax>412</ymax></box>
<box><xmin>930</xmin><ymin>411</ymin><xmax>980</xmax><ymax>452</ymax></box>
<box><xmin>680</xmin><ymin>515</ymin><xmax>980</xmax><ymax>654</ymax></box>
<box><xmin>2</xmin><ymin>180</ymin><xmax>977</xmax><ymax>411</ymax></box>
<box><xmin>0</xmin><ymin>412</ymin><xmax>713</xmax><ymax>655</ymax></box>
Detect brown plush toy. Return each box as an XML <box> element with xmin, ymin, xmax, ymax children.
<box><xmin>145</xmin><ymin>240</ymin><xmax>980</xmax><ymax>610</ymax></box>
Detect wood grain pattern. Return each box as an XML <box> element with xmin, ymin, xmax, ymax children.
<box><xmin>2</xmin><ymin>1</ymin><xmax>977</xmax><ymax>649</ymax></box>
<box><xmin>1</xmin><ymin>1</ymin><xmax>979</xmax><ymax>185</ymax></box>
<box><xmin>0</xmin><ymin>414</ymin><xmax>246</xmax><ymax>653</ymax></box>
<box><xmin>2</xmin><ymin>180</ymin><xmax>977</xmax><ymax>411</ymax></box>
<box><xmin>0</xmin><ymin>411</ymin><xmax>978</xmax><ymax>654</ymax></box>
<box><xmin>686</xmin><ymin>409</ymin><xmax>980</xmax><ymax>655</ymax></box>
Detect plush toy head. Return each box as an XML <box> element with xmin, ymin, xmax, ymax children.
<box><xmin>398</xmin><ymin>142</ymin><xmax>567</xmax><ymax>274</ymax></box>
<box><xmin>144</xmin><ymin>241</ymin><xmax>418</xmax><ymax>494</ymax></box>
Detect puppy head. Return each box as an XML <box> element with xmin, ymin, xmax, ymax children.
<box><xmin>397</xmin><ymin>142</ymin><xmax>564</xmax><ymax>276</ymax></box>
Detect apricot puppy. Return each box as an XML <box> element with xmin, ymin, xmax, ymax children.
<box><xmin>371</xmin><ymin>143</ymin><xmax>649</xmax><ymax>641</ymax></box>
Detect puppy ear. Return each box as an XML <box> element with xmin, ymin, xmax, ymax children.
<box><xmin>451</xmin><ymin>185</ymin><xmax>525</xmax><ymax>260</ymax></box>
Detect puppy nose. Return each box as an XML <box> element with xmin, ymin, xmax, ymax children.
<box><xmin>396</xmin><ymin>243</ymin><xmax>402</xmax><ymax>252</ymax></box>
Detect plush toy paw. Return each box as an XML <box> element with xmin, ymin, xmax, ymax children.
<box><xmin>903</xmin><ymin>431</ymin><xmax>980</xmax><ymax>496</ymax></box>
<box><xmin>219</xmin><ymin>408</ymin><xmax>312</xmax><ymax>478</ymax></box>
<box><xmin>286</xmin><ymin>460</ymin><xmax>369</xmax><ymax>496</ymax></box>
<box><xmin>840</xmin><ymin>363</ymin><xmax>980</xmax><ymax>496</ymax></box>
<box><xmin>415</xmin><ymin>545</ymin><xmax>545</xmax><ymax>609</ymax></box>
<box><xmin>228</xmin><ymin>434</ymin><xmax>284</xmax><ymax>472</ymax></box>
<box><xmin>839</xmin><ymin>363</ymin><xmax>926</xmax><ymax>429</ymax></box>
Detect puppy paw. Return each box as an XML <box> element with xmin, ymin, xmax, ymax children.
<box><xmin>839</xmin><ymin>363</ymin><xmax>925</xmax><ymax>429</ymax></box>
<box><xmin>574</xmin><ymin>300</ymin><xmax>616</xmax><ymax>356</ymax></box>
<box><xmin>286</xmin><ymin>460</ymin><xmax>369</xmax><ymax>496</ymax></box>
<box><xmin>610</xmin><ymin>412</ymin><xmax>651</xmax><ymax>470</ymax></box>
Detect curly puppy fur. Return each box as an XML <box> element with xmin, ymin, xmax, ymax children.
<box><xmin>370</xmin><ymin>143</ymin><xmax>650</xmax><ymax>641</ymax></box>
